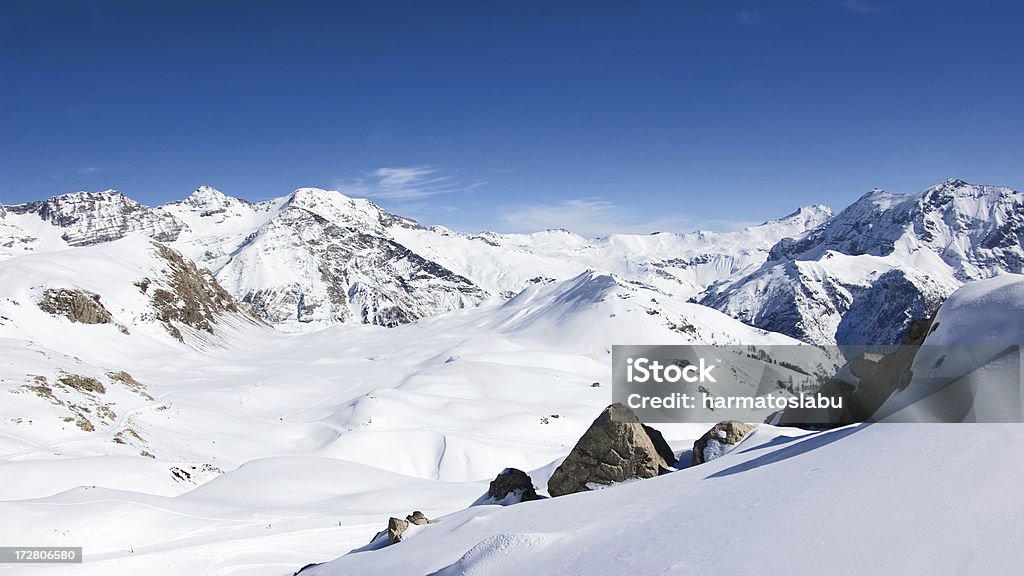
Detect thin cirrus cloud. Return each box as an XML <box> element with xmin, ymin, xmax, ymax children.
<box><xmin>499</xmin><ymin>198</ymin><xmax>714</xmax><ymax>238</ymax></box>
<box><xmin>77</xmin><ymin>166</ymin><xmax>105</xmax><ymax>175</ymax></box>
<box><xmin>837</xmin><ymin>0</ymin><xmax>883</xmax><ymax>14</ymax></box>
<box><xmin>336</xmin><ymin>165</ymin><xmax>482</xmax><ymax>201</ymax></box>
<box><xmin>735</xmin><ymin>9</ymin><xmax>763</xmax><ymax>27</ymax></box>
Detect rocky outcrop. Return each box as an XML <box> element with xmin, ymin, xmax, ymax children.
<box><xmin>142</xmin><ymin>242</ymin><xmax>245</xmax><ymax>341</ymax></box>
<box><xmin>380</xmin><ymin>511</ymin><xmax>431</xmax><ymax>545</ymax></box>
<box><xmin>38</xmin><ymin>288</ymin><xmax>114</xmax><ymax>325</ymax></box>
<box><xmin>776</xmin><ymin>316</ymin><xmax>935</xmax><ymax>427</ymax></box>
<box><xmin>487</xmin><ymin>468</ymin><xmax>541</xmax><ymax>503</ymax></box>
<box><xmin>547</xmin><ymin>403</ymin><xmax>675</xmax><ymax>497</ymax></box>
<box><xmin>692</xmin><ymin>421</ymin><xmax>754</xmax><ymax>465</ymax></box>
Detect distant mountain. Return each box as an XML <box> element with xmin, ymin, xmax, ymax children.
<box><xmin>7</xmin><ymin>190</ymin><xmax>187</xmax><ymax>246</ymax></box>
<box><xmin>2</xmin><ymin>178</ymin><xmax>1020</xmax><ymax>344</ymax></box>
<box><xmin>0</xmin><ymin>185</ymin><xmax>831</xmax><ymax>333</ymax></box>
<box><xmin>701</xmin><ymin>179</ymin><xmax>1024</xmax><ymax>344</ymax></box>
<box><xmin>188</xmin><ymin>187</ymin><xmax>489</xmax><ymax>330</ymax></box>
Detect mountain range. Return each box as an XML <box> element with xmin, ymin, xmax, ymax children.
<box><xmin>1</xmin><ymin>178</ymin><xmax>1022</xmax><ymax>575</ymax></box>
<box><xmin>2</xmin><ymin>177</ymin><xmax>1021</xmax><ymax>344</ymax></box>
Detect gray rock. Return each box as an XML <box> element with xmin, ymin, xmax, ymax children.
<box><xmin>547</xmin><ymin>403</ymin><xmax>673</xmax><ymax>497</ymax></box>
<box><xmin>38</xmin><ymin>288</ymin><xmax>114</xmax><ymax>325</ymax></box>
<box><xmin>487</xmin><ymin>468</ymin><xmax>540</xmax><ymax>503</ymax></box>
<box><xmin>642</xmin><ymin>423</ymin><xmax>678</xmax><ymax>467</ymax></box>
<box><xmin>387</xmin><ymin>517</ymin><xmax>408</xmax><ymax>545</ymax></box>
<box><xmin>691</xmin><ymin>421</ymin><xmax>754</xmax><ymax>465</ymax></box>
<box><xmin>406</xmin><ymin>511</ymin><xmax>430</xmax><ymax>525</ymax></box>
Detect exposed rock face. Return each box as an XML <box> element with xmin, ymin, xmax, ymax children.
<box><xmin>692</xmin><ymin>421</ymin><xmax>754</xmax><ymax>465</ymax></box>
<box><xmin>10</xmin><ymin>190</ymin><xmax>187</xmax><ymax>246</ymax></box>
<box><xmin>142</xmin><ymin>242</ymin><xmax>245</xmax><ymax>341</ymax></box>
<box><xmin>642</xmin><ymin>424</ymin><xmax>678</xmax><ymax>467</ymax></box>
<box><xmin>488</xmin><ymin>468</ymin><xmax>541</xmax><ymax>503</ymax></box>
<box><xmin>214</xmin><ymin>188</ymin><xmax>489</xmax><ymax>331</ymax></box>
<box><xmin>834</xmin><ymin>269</ymin><xmax>945</xmax><ymax>345</ymax></box>
<box><xmin>38</xmin><ymin>288</ymin><xmax>114</xmax><ymax>325</ymax></box>
<box><xmin>547</xmin><ymin>403</ymin><xmax>674</xmax><ymax>497</ymax></box>
<box><xmin>387</xmin><ymin>517</ymin><xmax>409</xmax><ymax>545</ymax></box>
<box><xmin>777</xmin><ymin>316</ymin><xmax>935</xmax><ymax>427</ymax></box>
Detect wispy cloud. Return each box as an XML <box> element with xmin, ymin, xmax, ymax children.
<box><xmin>499</xmin><ymin>197</ymin><xmax>707</xmax><ymax>238</ymax></box>
<box><xmin>336</xmin><ymin>165</ymin><xmax>482</xmax><ymax>201</ymax></box>
<box><xmin>77</xmin><ymin>166</ymin><xmax>105</xmax><ymax>175</ymax></box>
<box><xmin>735</xmin><ymin>9</ymin><xmax>763</xmax><ymax>27</ymax></box>
<box><xmin>837</xmin><ymin>0</ymin><xmax>883</xmax><ymax>14</ymax></box>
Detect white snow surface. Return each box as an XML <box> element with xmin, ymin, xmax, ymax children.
<box><xmin>0</xmin><ymin>185</ymin><xmax>1021</xmax><ymax>575</ymax></box>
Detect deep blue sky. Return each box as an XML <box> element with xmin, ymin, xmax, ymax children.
<box><xmin>1</xmin><ymin>0</ymin><xmax>1021</xmax><ymax>235</ymax></box>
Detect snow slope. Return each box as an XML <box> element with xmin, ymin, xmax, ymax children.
<box><xmin>303</xmin><ymin>423</ymin><xmax>1024</xmax><ymax>576</ymax></box>
<box><xmin>0</xmin><ymin>221</ymin><xmax>1021</xmax><ymax>574</ymax></box>
<box><xmin>0</xmin><ymin>237</ymin><xmax>821</xmax><ymax>575</ymax></box>
<box><xmin>874</xmin><ymin>273</ymin><xmax>1024</xmax><ymax>423</ymax></box>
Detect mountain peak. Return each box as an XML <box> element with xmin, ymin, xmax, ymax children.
<box><xmin>289</xmin><ymin>187</ymin><xmax>352</xmax><ymax>204</ymax></box>
<box><xmin>25</xmin><ymin>189</ymin><xmax>188</xmax><ymax>247</ymax></box>
<box><xmin>778</xmin><ymin>203</ymin><xmax>833</xmax><ymax>222</ymax></box>
<box><xmin>183</xmin><ymin>185</ymin><xmax>237</xmax><ymax>209</ymax></box>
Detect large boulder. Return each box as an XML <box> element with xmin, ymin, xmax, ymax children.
<box><xmin>547</xmin><ymin>403</ymin><xmax>675</xmax><ymax>497</ymax></box>
<box><xmin>776</xmin><ymin>316</ymin><xmax>936</xmax><ymax>427</ymax></box>
<box><xmin>692</xmin><ymin>421</ymin><xmax>755</xmax><ymax>465</ymax></box>
<box><xmin>487</xmin><ymin>468</ymin><xmax>540</xmax><ymax>503</ymax></box>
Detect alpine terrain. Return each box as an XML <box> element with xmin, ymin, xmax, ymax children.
<box><xmin>0</xmin><ymin>178</ymin><xmax>1021</xmax><ymax>575</ymax></box>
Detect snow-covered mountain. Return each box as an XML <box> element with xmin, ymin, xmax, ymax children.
<box><xmin>169</xmin><ymin>187</ymin><xmax>488</xmax><ymax>330</ymax></box>
<box><xmin>2</xmin><ymin>178</ymin><xmax>1021</xmax><ymax>345</ymax></box>
<box><xmin>0</xmin><ymin>175</ymin><xmax>1022</xmax><ymax>575</ymax></box>
<box><xmin>6</xmin><ymin>190</ymin><xmax>187</xmax><ymax>247</ymax></box>
<box><xmin>389</xmin><ymin>204</ymin><xmax>833</xmax><ymax>300</ymax></box>
<box><xmin>702</xmin><ymin>179</ymin><xmax>1024</xmax><ymax>344</ymax></box>
<box><xmin>0</xmin><ymin>185</ymin><xmax>832</xmax><ymax>333</ymax></box>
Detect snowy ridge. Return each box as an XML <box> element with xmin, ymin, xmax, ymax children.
<box><xmin>390</xmin><ymin>204</ymin><xmax>834</xmax><ymax>300</ymax></box>
<box><xmin>212</xmin><ymin>187</ymin><xmax>487</xmax><ymax>331</ymax></box>
<box><xmin>7</xmin><ymin>190</ymin><xmax>187</xmax><ymax>247</ymax></box>
<box><xmin>703</xmin><ymin>179</ymin><xmax>1024</xmax><ymax>344</ymax></box>
<box><xmin>2</xmin><ymin>179</ymin><xmax>1021</xmax><ymax>345</ymax></box>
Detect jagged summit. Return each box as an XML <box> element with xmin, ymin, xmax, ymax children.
<box><xmin>178</xmin><ymin>185</ymin><xmax>248</xmax><ymax>212</ymax></box>
<box><xmin>773</xmin><ymin>204</ymin><xmax>834</xmax><ymax>225</ymax></box>
<box><xmin>703</xmin><ymin>179</ymin><xmax>1024</xmax><ymax>344</ymax></box>
<box><xmin>7</xmin><ymin>189</ymin><xmax>188</xmax><ymax>247</ymax></box>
